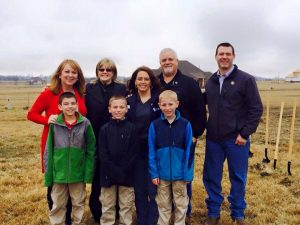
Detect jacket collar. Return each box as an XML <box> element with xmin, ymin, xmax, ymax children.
<box><xmin>89</xmin><ymin>80</ymin><xmax>116</xmax><ymax>102</ymax></box>
<box><xmin>211</xmin><ymin>65</ymin><xmax>238</xmax><ymax>83</ymax></box>
<box><xmin>160</xmin><ymin>110</ymin><xmax>181</xmax><ymax>122</ymax></box>
<box><xmin>55</xmin><ymin>112</ymin><xmax>84</xmax><ymax>126</ymax></box>
<box><xmin>110</xmin><ymin>117</ymin><xmax>127</xmax><ymax>125</ymax></box>
<box><xmin>159</xmin><ymin>70</ymin><xmax>183</xmax><ymax>86</ymax></box>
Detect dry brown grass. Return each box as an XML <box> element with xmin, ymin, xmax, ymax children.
<box><xmin>0</xmin><ymin>81</ymin><xmax>300</xmax><ymax>225</ymax></box>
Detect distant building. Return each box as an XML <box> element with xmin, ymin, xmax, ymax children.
<box><xmin>285</xmin><ymin>70</ymin><xmax>300</xmax><ymax>82</ymax></box>
<box><xmin>152</xmin><ymin>60</ymin><xmax>212</xmax><ymax>88</ymax></box>
<box><xmin>29</xmin><ymin>77</ymin><xmax>47</xmax><ymax>85</ymax></box>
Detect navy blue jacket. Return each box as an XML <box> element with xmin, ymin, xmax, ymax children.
<box><xmin>126</xmin><ymin>92</ymin><xmax>160</xmax><ymax>125</ymax></box>
<box><xmin>98</xmin><ymin>119</ymin><xmax>138</xmax><ymax>187</ymax></box>
<box><xmin>159</xmin><ymin>70</ymin><xmax>206</xmax><ymax>138</ymax></box>
<box><xmin>126</xmin><ymin>92</ymin><xmax>161</xmax><ymax>155</ymax></box>
<box><xmin>148</xmin><ymin>111</ymin><xmax>193</xmax><ymax>182</ymax></box>
<box><xmin>205</xmin><ymin>65</ymin><xmax>263</xmax><ymax>141</ymax></box>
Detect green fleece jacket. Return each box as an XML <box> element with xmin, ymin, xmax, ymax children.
<box><xmin>44</xmin><ymin>112</ymin><xmax>96</xmax><ymax>186</ymax></box>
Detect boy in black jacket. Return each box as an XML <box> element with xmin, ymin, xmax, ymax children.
<box><xmin>97</xmin><ymin>96</ymin><xmax>138</xmax><ymax>225</ymax></box>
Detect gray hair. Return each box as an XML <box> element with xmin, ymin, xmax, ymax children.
<box><xmin>159</xmin><ymin>48</ymin><xmax>178</xmax><ymax>61</ymax></box>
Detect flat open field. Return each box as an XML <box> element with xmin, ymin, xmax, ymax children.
<box><xmin>0</xmin><ymin>81</ymin><xmax>300</xmax><ymax>225</ymax></box>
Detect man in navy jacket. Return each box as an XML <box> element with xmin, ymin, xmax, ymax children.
<box><xmin>203</xmin><ymin>43</ymin><xmax>263</xmax><ymax>225</ymax></box>
<box><xmin>158</xmin><ymin>48</ymin><xmax>207</xmax><ymax>224</ymax></box>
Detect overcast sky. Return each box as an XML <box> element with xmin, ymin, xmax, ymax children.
<box><xmin>1</xmin><ymin>0</ymin><xmax>299</xmax><ymax>78</ymax></box>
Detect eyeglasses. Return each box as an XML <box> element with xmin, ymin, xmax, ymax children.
<box><xmin>98</xmin><ymin>68</ymin><xmax>112</xmax><ymax>73</ymax></box>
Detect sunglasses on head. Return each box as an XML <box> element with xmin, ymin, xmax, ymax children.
<box><xmin>98</xmin><ymin>68</ymin><xmax>112</xmax><ymax>72</ymax></box>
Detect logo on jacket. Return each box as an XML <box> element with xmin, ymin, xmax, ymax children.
<box><xmin>230</xmin><ymin>81</ymin><xmax>235</xmax><ymax>86</ymax></box>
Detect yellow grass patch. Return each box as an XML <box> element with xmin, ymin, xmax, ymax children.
<box><xmin>0</xmin><ymin>82</ymin><xmax>299</xmax><ymax>225</ymax></box>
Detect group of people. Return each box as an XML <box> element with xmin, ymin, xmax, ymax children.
<box><xmin>27</xmin><ymin>43</ymin><xmax>263</xmax><ymax>225</ymax></box>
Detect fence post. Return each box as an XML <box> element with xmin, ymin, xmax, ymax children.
<box><xmin>6</xmin><ymin>97</ymin><xmax>13</xmax><ymax>110</ymax></box>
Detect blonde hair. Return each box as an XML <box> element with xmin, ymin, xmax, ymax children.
<box><xmin>159</xmin><ymin>90</ymin><xmax>178</xmax><ymax>102</ymax></box>
<box><xmin>49</xmin><ymin>59</ymin><xmax>85</xmax><ymax>96</ymax></box>
<box><xmin>108</xmin><ymin>95</ymin><xmax>127</xmax><ymax>106</ymax></box>
<box><xmin>95</xmin><ymin>58</ymin><xmax>118</xmax><ymax>81</ymax></box>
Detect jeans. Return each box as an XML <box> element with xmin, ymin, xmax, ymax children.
<box><xmin>203</xmin><ymin>138</ymin><xmax>249</xmax><ymax>220</ymax></box>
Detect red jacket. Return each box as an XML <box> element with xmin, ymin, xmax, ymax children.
<box><xmin>27</xmin><ymin>88</ymin><xmax>87</xmax><ymax>172</ymax></box>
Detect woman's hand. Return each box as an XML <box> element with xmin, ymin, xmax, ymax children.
<box><xmin>48</xmin><ymin>114</ymin><xmax>58</xmax><ymax>124</ymax></box>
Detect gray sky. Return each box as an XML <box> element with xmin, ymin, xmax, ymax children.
<box><xmin>1</xmin><ymin>0</ymin><xmax>299</xmax><ymax>78</ymax></box>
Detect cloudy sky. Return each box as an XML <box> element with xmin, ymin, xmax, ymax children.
<box><xmin>1</xmin><ymin>0</ymin><xmax>299</xmax><ymax>78</ymax></box>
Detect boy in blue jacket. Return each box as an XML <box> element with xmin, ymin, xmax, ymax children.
<box><xmin>148</xmin><ymin>90</ymin><xmax>193</xmax><ymax>225</ymax></box>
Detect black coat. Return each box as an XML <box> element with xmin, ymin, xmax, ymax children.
<box><xmin>159</xmin><ymin>70</ymin><xmax>206</xmax><ymax>138</ymax></box>
<box><xmin>85</xmin><ymin>81</ymin><xmax>126</xmax><ymax>139</ymax></box>
<box><xmin>205</xmin><ymin>65</ymin><xmax>263</xmax><ymax>141</ymax></box>
<box><xmin>98</xmin><ymin>119</ymin><xmax>138</xmax><ymax>187</ymax></box>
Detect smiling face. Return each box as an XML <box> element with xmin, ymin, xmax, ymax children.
<box><xmin>108</xmin><ymin>98</ymin><xmax>128</xmax><ymax>120</ymax></box>
<box><xmin>60</xmin><ymin>63</ymin><xmax>78</xmax><ymax>89</ymax></box>
<box><xmin>215</xmin><ymin>46</ymin><xmax>235</xmax><ymax>74</ymax></box>
<box><xmin>97</xmin><ymin>67</ymin><xmax>114</xmax><ymax>85</ymax></box>
<box><xmin>58</xmin><ymin>97</ymin><xmax>78</xmax><ymax>117</ymax></box>
<box><xmin>160</xmin><ymin>50</ymin><xmax>179</xmax><ymax>77</ymax></box>
<box><xmin>135</xmin><ymin>70</ymin><xmax>151</xmax><ymax>93</ymax></box>
<box><xmin>159</xmin><ymin>97</ymin><xmax>179</xmax><ymax>120</ymax></box>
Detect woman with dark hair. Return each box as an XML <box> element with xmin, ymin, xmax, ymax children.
<box><xmin>127</xmin><ymin>66</ymin><xmax>161</xmax><ymax>225</ymax></box>
<box><xmin>27</xmin><ymin>59</ymin><xmax>87</xmax><ymax>225</ymax></box>
<box><xmin>85</xmin><ymin>58</ymin><xmax>126</xmax><ymax>224</ymax></box>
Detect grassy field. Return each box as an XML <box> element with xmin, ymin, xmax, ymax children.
<box><xmin>0</xmin><ymin>81</ymin><xmax>300</xmax><ymax>225</ymax></box>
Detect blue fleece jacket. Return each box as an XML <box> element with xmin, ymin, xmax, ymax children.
<box><xmin>148</xmin><ymin>110</ymin><xmax>194</xmax><ymax>182</ymax></box>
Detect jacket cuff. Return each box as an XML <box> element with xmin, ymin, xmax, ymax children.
<box><xmin>239</xmin><ymin>131</ymin><xmax>249</xmax><ymax>140</ymax></box>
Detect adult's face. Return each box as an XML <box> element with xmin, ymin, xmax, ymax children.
<box><xmin>60</xmin><ymin>63</ymin><xmax>78</xmax><ymax>88</ymax></box>
<box><xmin>135</xmin><ymin>71</ymin><xmax>151</xmax><ymax>93</ymax></box>
<box><xmin>160</xmin><ymin>50</ymin><xmax>178</xmax><ymax>77</ymax></box>
<box><xmin>97</xmin><ymin>67</ymin><xmax>113</xmax><ymax>85</ymax></box>
<box><xmin>215</xmin><ymin>46</ymin><xmax>235</xmax><ymax>73</ymax></box>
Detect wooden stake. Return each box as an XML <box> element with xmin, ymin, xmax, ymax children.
<box><xmin>274</xmin><ymin>102</ymin><xmax>284</xmax><ymax>169</ymax></box>
<box><xmin>287</xmin><ymin>100</ymin><xmax>297</xmax><ymax>175</ymax></box>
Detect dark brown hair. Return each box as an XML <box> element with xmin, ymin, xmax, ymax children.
<box><xmin>59</xmin><ymin>91</ymin><xmax>77</xmax><ymax>105</ymax></box>
<box><xmin>127</xmin><ymin>66</ymin><xmax>161</xmax><ymax>94</ymax></box>
<box><xmin>215</xmin><ymin>42</ymin><xmax>235</xmax><ymax>56</ymax></box>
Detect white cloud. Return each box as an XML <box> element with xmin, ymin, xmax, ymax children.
<box><xmin>0</xmin><ymin>0</ymin><xmax>300</xmax><ymax>77</ymax></box>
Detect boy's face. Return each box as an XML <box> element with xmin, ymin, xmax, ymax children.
<box><xmin>159</xmin><ymin>97</ymin><xmax>179</xmax><ymax>119</ymax></box>
<box><xmin>108</xmin><ymin>99</ymin><xmax>128</xmax><ymax>120</ymax></box>
<box><xmin>58</xmin><ymin>97</ymin><xmax>78</xmax><ymax>116</ymax></box>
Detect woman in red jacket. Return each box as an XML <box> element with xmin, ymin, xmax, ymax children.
<box><xmin>27</xmin><ymin>59</ymin><xmax>86</xmax><ymax>225</ymax></box>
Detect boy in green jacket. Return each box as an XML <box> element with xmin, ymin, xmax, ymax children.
<box><xmin>44</xmin><ymin>92</ymin><xmax>96</xmax><ymax>225</ymax></box>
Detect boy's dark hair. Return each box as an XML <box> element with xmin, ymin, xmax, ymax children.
<box><xmin>109</xmin><ymin>95</ymin><xmax>127</xmax><ymax>106</ymax></box>
<box><xmin>215</xmin><ymin>42</ymin><xmax>235</xmax><ymax>56</ymax></box>
<box><xmin>59</xmin><ymin>92</ymin><xmax>77</xmax><ymax>105</ymax></box>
